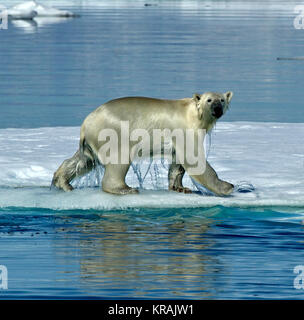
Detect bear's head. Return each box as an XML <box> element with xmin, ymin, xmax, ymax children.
<box><xmin>193</xmin><ymin>91</ymin><xmax>233</xmax><ymax>124</ymax></box>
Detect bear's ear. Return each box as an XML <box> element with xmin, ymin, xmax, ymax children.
<box><xmin>193</xmin><ymin>93</ymin><xmax>201</xmax><ymax>103</ymax></box>
<box><xmin>193</xmin><ymin>93</ymin><xmax>203</xmax><ymax>119</ymax></box>
<box><xmin>225</xmin><ymin>91</ymin><xmax>233</xmax><ymax>103</ymax></box>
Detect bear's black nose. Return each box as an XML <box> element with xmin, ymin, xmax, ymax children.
<box><xmin>212</xmin><ymin>105</ymin><xmax>223</xmax><ymax>118</ymax></box>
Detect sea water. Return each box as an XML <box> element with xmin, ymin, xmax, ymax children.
<box><xmin>0</xmin><ymin>0</ymin><xmax>304</xmax><ymax>299</ymax></box>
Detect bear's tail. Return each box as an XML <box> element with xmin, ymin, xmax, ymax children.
<box><xmin>76</xmin><ymin>138</ymin><xmax>96</xmax><ymax>176</ymax></box>
<box><xmin>79</xmin><ymin>125</ymin><xmax>97</xmax><ymax>168</ymax></box>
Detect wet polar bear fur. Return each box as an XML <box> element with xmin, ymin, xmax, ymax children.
<box><xmin>52</xmin><ymin>92</ymin><xmax>234</xmax><ymax>196</ymax></box>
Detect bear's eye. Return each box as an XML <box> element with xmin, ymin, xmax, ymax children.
<box><xmin>207</xmin><ymin>98</ymin><xmax>212</xmax><ymax>103</ymax></box>
<box><xmin>221</xmin><ymin>99</ymin><xmax>225</xmax><ymax>103</ymax></box>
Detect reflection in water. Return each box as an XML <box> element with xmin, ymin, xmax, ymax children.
<box><xmin>10</xmin><ymin>16</ymin><xmax>74</xmax><ymax>33</ymax></box>
<box><xmin>11</xmin><ymin>19</ymin><xmax>37</xmax><ymax>33</ymax></box>
<box><xmin>53</xmin><ymin>207</ymin><xmax>222</xmax><ymax>298</ymax></box>
<box><xmin>34</xmin><ymin>16</ymin><xmax>74</xmax><ymax>27</ymax></box>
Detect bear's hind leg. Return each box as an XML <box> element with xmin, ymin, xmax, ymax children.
<box><xmin>168</xmin><ymin>164</ymin><xmax>192</xmax><ymax>194</ymax></box>
<box><xmin>102</xmin><ymin>164</ymin><xmax>138</xmax><ymax>195</ymax></box>
<box><xmin>52</xmin><ymin>150</ymin><xmax>94</xmax><ymax>191</ymax></box>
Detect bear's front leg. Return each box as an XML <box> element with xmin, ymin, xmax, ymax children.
<box><xmin>185</xmin><ymin>161</ymin><xmax>234</xmax><ymax>196</ymax></box>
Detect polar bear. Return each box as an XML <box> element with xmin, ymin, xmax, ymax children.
<box><xmin>52</xmin><ymin>92</ymin><xmax>234</xmax><ymax>196</ymax></box>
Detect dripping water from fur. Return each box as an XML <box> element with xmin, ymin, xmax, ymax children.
<box><xmin>69</xmin><ymin>133</ymin><xmax>213</xmax><ymax>194</ymax></box>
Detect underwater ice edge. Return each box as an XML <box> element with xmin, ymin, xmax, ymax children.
<box><xmin>0</xmin><ymin>122</ymin><xmax>303</xmax><ymax>210</ymax></box>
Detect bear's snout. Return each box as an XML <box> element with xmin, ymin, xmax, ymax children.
<box><xmin>211</xmin><ymin>101</ymin><xmax>223</xmax><ymax>119</ymax></box>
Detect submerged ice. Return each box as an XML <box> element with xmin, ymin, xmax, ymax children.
<box><xmin>0</xmin><ymin>122</ymin><xmax>303</xmax><ymax>209</ymax></box>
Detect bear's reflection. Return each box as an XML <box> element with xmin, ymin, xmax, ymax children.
<box><xmin>54</xmin><ymin>208</ymin><xmax>222</xmax><ymax>298</ymax></box>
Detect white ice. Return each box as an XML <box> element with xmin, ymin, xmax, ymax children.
<box><xmin>0</xmin><ymin>122</ymin><xmax>303</xmax><ymax>210</ymax></box>
<box><xmin>3</xmin><ymin>1</ymin><xmax>75</xmax><ymax>19</ymax></box>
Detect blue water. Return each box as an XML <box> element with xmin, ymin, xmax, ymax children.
<box><xmin>0</xmin><ymin>0</ymin><xmax>304</xmax><ymax>299</ymax></box>
<box><xmin>0</xmin><ymin>1</ymin><xmax>304</xmax><ymax>128</ymax></box>
<box><xmin>1</xmin><ymin>206</ymin><xmax>304</xmax><ymax>299</ymax></box>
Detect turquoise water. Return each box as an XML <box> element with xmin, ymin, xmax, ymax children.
<box><xmin>0</xmin><ymin>1</ymin><xmax>304</xmax><ymax>299</ymax></box>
